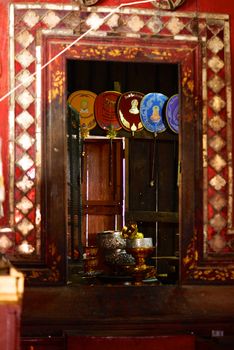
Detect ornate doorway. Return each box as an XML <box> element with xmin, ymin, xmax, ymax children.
<box><xmin>3</xmin><ymin>3</ymin><xmax>233</xmax><ymax>284</ymax></box>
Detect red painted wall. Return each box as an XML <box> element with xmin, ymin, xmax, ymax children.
<box><xmin>0</xmin><ymin>0</ymin><xmax>233</xmax><ymax>226</ymax></box>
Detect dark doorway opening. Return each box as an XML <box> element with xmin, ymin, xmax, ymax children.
<box><xmin>66</xmin><ymin>59</ymin><xmax>179</xmax><ymax>284</ymax></box>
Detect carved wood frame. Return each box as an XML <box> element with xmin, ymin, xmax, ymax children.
<box><xmin>2</xmin><ymin>3</ymin><xmax>233</xmax><ymax>284</ymax></box>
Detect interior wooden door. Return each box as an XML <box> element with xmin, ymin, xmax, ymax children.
<box><xmin>67</xmin><ymin>112</ymin><xmax>124</xmax><ymax>260</ymax></box>
<box><xmin>81</xmin><ymin>138</ymin><xmax>124</xmax><ymax>246</ymax></box>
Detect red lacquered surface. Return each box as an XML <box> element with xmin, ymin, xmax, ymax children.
<box><xmin>67</xmin><ymin>335</ymin><xmax>195</xmax><ymax>350</ymax></box>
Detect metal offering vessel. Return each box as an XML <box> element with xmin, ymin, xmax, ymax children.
<box><xmin>97</xmin><ymin>231</ymin><xmax>135</xmax><ymax>270</ymax></box>
<box><xmin>126</xmin><ymin>237</ymin><xmax>156</xmax><ymax>284</ymax></box>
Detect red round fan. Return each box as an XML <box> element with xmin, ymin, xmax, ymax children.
<box><xmin>117</xmin><ymin>91</ymin><xmax>144</xmax><ymax>135</ymax></box>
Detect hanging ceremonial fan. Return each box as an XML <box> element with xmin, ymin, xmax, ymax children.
<box><xmin>165</xmin><ymin>94</ymin><xmax>179</xmax><ymax>134</ymax></box>
<box><xmin>139</xmin><ymin>92</ymin><xmax>168</xmax><ymax>134</ymax></box>
<box><xmin>94</xmin><ymin>91</ymin><xmax>122</xmax><ymax>185</ymax></box>
<box><xmin>117</xmin><ymin>91</ymin><xmax>144</xmax><ymax>136</ymax></box>
<box><xmin>94</xmin><ymin>91</ymin><xmax>122</xmax><ymax>134</ymax></box>
<box><xmin>67</xmin><ymin>90</ymin><xmax>97</xmax><ymax>136</ymax></box>
<box><xmin>140</xmin><ymin>92</ymin><xmax>168</xmax><ymax>187</ymax></box>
